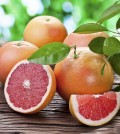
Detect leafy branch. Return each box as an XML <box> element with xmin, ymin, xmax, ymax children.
<box><xmin>73</xmin><ymin>1</ymin><xmax>120</xmax><ymax>75</ymax></box>
<box><xmin>28</xmin><ymin>1</ymin><xmax>120</xmax><ymax>77</ymax></box>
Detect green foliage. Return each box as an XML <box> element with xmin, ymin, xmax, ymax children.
<box><xmin>103</xmin><ymin>37</ymin><xmax>120</xmax><ymax>56</ymax></box>
<box><xmin>97</xmin><ymin>3</ymin><xmax>120</xmax><ymax>24</ymax></box>
<box><xmin>28</xmin><ymin>42</ymin><xmax>70</xmax><ymax>65</ymax></box>
<box><xmin>89</xmin><ymin>37</ymin><xmax>105</xmax><ymax>54</ymax></box>
<box><xmin>27</xmin><ymin>0</ymin><xmax>120</xmax><ymax>76</ymax></box>
<box><xmin>114</xmin><ymin>85</ymin><xmax>120</xmax><ymax>92</ymax></box>
<box><xmin>2</xmin><ymin>0</ymin><xmax>30</xmax><ymax>40</ymax></box>
<box><xmin>116</xmin><ymin>17</ymin><xmax>120</xmax><ymax>29</ymax></box>
<box><xmin>74</xmin><ymin>23</ymin><xmax>108</xmax><ymax>33</ymax></box>
<box><xmin>110</xmin><ymin>53</ymin><xmax>120</xmax><ymax>75</ymax></box>
<box><xmin>73</xmin><ymin>1</ymin><xmax>120</xmax><ymax>75</ymax></box>
<box><xmin>1</xmin><ymin>0</ymin><xmax>120</xmax><ymax>76</ymax></box>
<box><xmin>0</xmin><ymin>0</ymin><xmax>118</xmax><ymax>41</ymax></box>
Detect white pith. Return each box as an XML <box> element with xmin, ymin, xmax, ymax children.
<box><xmin>70</xmin><ymin>93</ymin><xmax>120</xmax><ymax>126</ymax></box>
<box><xmin>23</xmin><ymin>80</ymin><xmax>30</xmax><ymax>89</ymax></box>
<box><xmin>4</xmin><ymin>60</ymin><xmax>52</xmax><ymax>113</ymax></box>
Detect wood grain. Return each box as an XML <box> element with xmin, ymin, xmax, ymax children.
<box><xmin>0</xmin><ymin>75</ymin><xmax>120</xmax><ymax>134</ymax></box>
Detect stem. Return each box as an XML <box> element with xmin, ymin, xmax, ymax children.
<box><xmin>108</xmin><ymin>30</ymin><xmax>120</xmax><ymax>35</ymax></box>
<box><xmin>101</xmin><ymin>63</ymin><xmax>106</xmax><ymax>76</ymax></box>
<box><xmin>73</xmin><ymin>45</ymin><xmax>78</xmax><ymax>59</ymax></box>
<box><xmin>117</xmin><ymin>29</ymin><xmax>120</xmax><ymax>34</ymax></box>
<box><xmin>101</xmin><ymin>56</ymin><xmax>111</xmax><ymax>75</ymax></box>
<box><xmin>106</xmin><ymin>56</ymin><xmax>111</xmax><ymax>60</ymax></box>
<box><xmin>112</xmin><ymin>35</ymin><xmax>120</xmax><ymax>37</ymax></box>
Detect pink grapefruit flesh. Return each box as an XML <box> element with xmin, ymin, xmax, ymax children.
<box><xmin>4</xmin><ymin>60</ymin><xmax>56</xmax><ymax>114</ymax></box>
<box><xmin>69</xmin><ymin>92</ymin><xmax>120</xmax><ymax>126</ymax></box>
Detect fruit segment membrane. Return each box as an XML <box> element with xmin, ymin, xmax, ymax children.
<box><xmin>6</xmin><ymin>63</ymin><xmax>49</xmax><ymax>110</ymax></box>
<box><xmin>76</xmin><ymin>93</ymin><xmax>117</xmax><ymax>121</ymax></box>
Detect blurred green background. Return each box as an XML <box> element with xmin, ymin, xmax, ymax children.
<box><xmin>0</xmin><ymin>0</ymin><xmax>119</xmax><ymax>41</ymax></box>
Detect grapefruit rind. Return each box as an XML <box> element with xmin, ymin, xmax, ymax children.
<box><xmin>54</xmin><ymin>47</ymin><xmax>114</xmax><ymax>101</ymax></box>
<box><xmin>69</xmin><ymin>92</ymin><xmax>120</xmax><ymax>126</ymax></box>
<box><xmin>4</xmin><ymin>60</ymin><xmax>56</xmax><ymax>114</ymax></box>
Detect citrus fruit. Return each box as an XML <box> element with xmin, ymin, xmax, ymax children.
<box><xmin>54</xmin><ymin>47</ymin><xmax>114</xmax><ymax>101</ymax></box>
<box><xmin>64</xmin><ymin>32</ymin><xmax>108</xmax><ymax>47</ymax></box>
<box><xmin>23</xmin><ymin>16</ymin><xmax>67</xmax><ymax>48</ymax></box>
<box><xmin>69</xmin><ymin>91</ymin><xmax>120</xmax><ymax>126</ymax></box>
<box><xmin>0</xmin><ymin>41</ymin><xmax>38</xmax><ymax>84</ymax></box>
<box><xmin>4</xmin><ymin>60</ymin><xmax>56</xmax><ymax>114</ymax></box>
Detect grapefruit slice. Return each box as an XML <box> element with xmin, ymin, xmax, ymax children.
<box><xmin>69</xmin><ymin>92</ymin><xmax>120</xmax><ymax>126</ymax></box>
<box><xmin>4</xmin><ymin>60</ymin><xmax>56</xmax><ymax>114</ymax></box>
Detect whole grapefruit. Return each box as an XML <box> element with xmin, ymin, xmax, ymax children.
<box><xmin>23</xmin><ymin>16</ymin><xmax>67</xmax><ymax>48</ymax></box>
<box><xmin>54</xmin><ymin>47</ymin><xmax>114</xmax><ymax>101</ymax></box>
<box><xmin>64</xmin><ymin>32</ymin><xmax>108</xmax><ymax>47</ymax></box>
<box><xmin>0</xmin><ymin>41</ymin><xmax>38</xmax><ymax>84</ymax></box>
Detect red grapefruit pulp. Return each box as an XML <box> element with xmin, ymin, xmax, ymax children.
<box><xmin>69</xmin><ymin>92</ymin><xmax>120</xmax><ymax>126</ymax></box>
<box><xmin>4</xmin><ymin>60</ymin><xmax>56</xmax><ymax>114</ymax></box>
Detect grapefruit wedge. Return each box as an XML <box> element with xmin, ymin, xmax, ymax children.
<box><xmin>69</xmin><ymin>92</ymin><xmax>120</xmax><ymax>126</ymax></box>
<box><xmin>4</xmin><ymin>60</ymin><xmax>56</xmax><ymax>114</ymax></box>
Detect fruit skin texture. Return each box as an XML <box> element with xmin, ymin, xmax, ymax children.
<box><xmin>4</xmin><ymin>60</ymin><xmax>56</xmax><ymax>114</ymax></box>
<box><xmin>23</xmin><ymin>16</ymin><xmax>68</xmax><ymax>48</ymax></box>
<box><xmin>69</xmin><ymin>92</ymin><xmax>120</xmax><ymax>126</ymax></box>
<box><xmin>0</xmin><ymin>41</ymin><xmax>38</xmax><ymax>84</ymax></box>
<box><xmin>64</xmin><ymin>32</ymin><xmax>108</xmax><ymax>47</ymax></box>
<box><xmin>54</xmin><ymin>47</ymin><xmax>114</xmax><ymax>101</ymax></box>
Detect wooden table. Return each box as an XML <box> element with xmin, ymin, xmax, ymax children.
<box><xmin>0</xmin><ymin>75</ymin><xmax>120</xmax><ymax>134</ymax></box>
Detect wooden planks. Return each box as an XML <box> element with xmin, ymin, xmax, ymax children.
<box><xmin>0</xmin><ymin>75</ymin><xmax>120</xmax><ymax>134</ymax></box>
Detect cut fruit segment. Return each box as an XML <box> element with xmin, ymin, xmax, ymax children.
<box><xmin>69</xmin><ymin>92</ymin><xmax>120</xmax><ymax>126</ymax></box>
<box><xmin>4</xmin><ymin>60</ymin><xmax>56</xmax><ymax>114</ymax></box>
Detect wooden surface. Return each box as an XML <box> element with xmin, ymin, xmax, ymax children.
<box><xmin>0</xmin><ymin>75</ymin><xmax>120</xmax><ymax>134</ymax></box>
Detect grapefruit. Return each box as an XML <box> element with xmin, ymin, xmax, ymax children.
<box><xmin>54</xmin><ymin>47</ymin><xmax>114</xmax><ymax>101</ymax></box>
<box><xmin>4</xmin><ymin>60</ymin><xmax>56</xmax><ymax>114</ymax></box>
<box><xmin>64</xmin><ymin>32</ymin><xmax>108</xmax><ymax>47</ymax></box>
<box><xmin>69</xmin><ymin>91</ymin><xmax>120</xmax><ymax>126</ymax></box>
<box><xmin>0</xmin><ymin>41</ymin><xmax>38</xmax><ymax>84</ymax></box>
<box><xmin>23</xmin><ymin>16</ymin><xmax>68</xmax><ymax>48</ymax></box>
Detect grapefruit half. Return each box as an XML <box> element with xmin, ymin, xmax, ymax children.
<box><xmin>69</xmin><ymin>92</ymin><xmax>120</xmax><ymax>126</ymax></box>
<box><xmin>4</xmin><ymin>60</ymin><xmax>56</xmax><ymax>114</ymax></box>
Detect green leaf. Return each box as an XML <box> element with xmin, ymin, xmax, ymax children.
<box><xmin>114</xmin><ymin>85</ymin><xmax>120</xmax><ymax>92</ymax></box>
<box><xmin>116</xmin><ymin>17</ymin><xmax>120</xmax><ymax>29</ymax></box>
<box><xmin>103</xmin><ymin>37</ymin><xmax>120</xmax><ymax>56</ymax></box>
<box><xmin>89</xmin><ymin>37</ymin><xmax>105</xmax><ymax>54</ymax></box>
<box><xmin>98</xmin><ymin>4</ymin><xmax>120</xmax><ymax>24</ymax></box>
<box><xmin>28</xmin><ymin>42</ymin><xmax>70</xmax><ymax>65</ymax></box>
<box><xmin>74</xmin><ymin>23</ymin><xmax>108</xmax><ymax>34</ymax></box>
<box><xmin>110</xmin><ymin>53</ymin><xmax>120</xmax><ymax>75</ymax></box>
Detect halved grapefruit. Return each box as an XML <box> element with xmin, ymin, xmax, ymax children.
<box><xmin>69</xmin><ymin>92</ymin><xmax>120</xmax><ymax>126</ymax></box>
<box><xmin>4</xmin><ymin>60</ymin><xmax>56</xmax><ymax>114</ymax></box>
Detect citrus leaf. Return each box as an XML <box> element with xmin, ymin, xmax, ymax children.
<box><xmin>114</xmin><ymin>85</ymin><xmax>120</xmax><ymax>92</ymax></box>
<box><xmin>89</xmin><ymin>37</ymin><xmax>105</xmax><ymax>54</ymax></box>
<box><xmin>103</xmin><ymin>37</ymin><xmax>120</xmax><ymax>56</ymax></box>
<box><xmin>28</xmin><ymin>42</ymin><xmax>70</xmax><ymax>65</ymax></box>
<box><xmin>98</xmin><ymin>4</ymin><xmax>120</xmax><ymax>24</ymax></box>
<box><xmin>116</xmin><ymin>17</ymin><xmax>120</xmax><ymax>29</ymax></box>
<box><xmin>110</xmin><ymin>53</ymin><xmax>120</xmax><ymax>75</ymax></box>
<box><xmin>74</xmin><ymin>23</ymin><xmax>108</xmax><ymax>33</ymax></box>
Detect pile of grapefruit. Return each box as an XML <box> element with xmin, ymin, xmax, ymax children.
<box><xmin>0</xmin><ymin>15</ymin><xmax>119</xmax><ymax>126</ymax></box>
